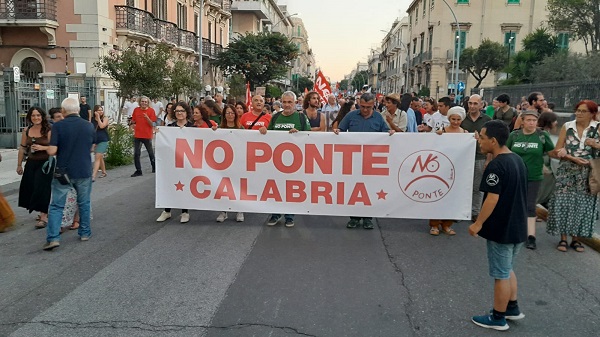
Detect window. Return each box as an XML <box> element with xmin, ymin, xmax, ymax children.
<box><xmin>177</xmin><ymin>2</ymin><xmax>187</xmax><ymax>29</ymax></box>
<box><xmin>457</xmin><ymin>0</ymin><xmax>469</xmax><ymax>3</ymax></box>
<box><xmin>423</xmin><ymin>0</ymin><xmax>426</xmax><ymax>17</ymax></box>
<box><xmin>504</xmin><ymin>31</ymin><xmax>516</xmax><ymax>55</ymax></box>
<box><xmin>220</xmin><ymin>28</ymin><xmax>223</xmax><ymax>45</ymax></box>
<box><xmin>507</xmin><ymin>0</ymin><xmax>520</xmax><ymax>3</ymax></box>
<box><xmin>420</xmin><ymin>33</ymin><xmax>425</xmax><ymax>53</ymax></box>
<box><xmin>415</xmin><ymin>8</ymin><xmax>418</xmax><ymax>24</ymax></box>
<box><xmin>428</xmin><ymin>28</ymin><xmax>433</xmax><ymax>52</ymax></box>
<box><xmin>454</xmin><ymin>31</ymin><xmax>467</xmax><ymax>57</ymax></box>
<box><xmin>208</xmin><ymin>22</ymin><xmax>212</xmax><ymax>42</ymax></box>
<box><xmin>152</xmin><ymin>0</ymin><xmax>167</xmax><ymax>20</ymax></box>
<box><xmin>431</xmin><ymin>0</ymin><xmax>435</xmax><ymax>9</ymax></box>
<box><xmin>194</xmin><ymin>13</ymin><xmax>198</xmax><ymax>34</ymax></box>
<box><xmin>557</xmin><ymin>33</ymin><xmax>569</xmax><ymax>50</ymax></box>
<box><xmin>412</xmin><ymin>39</ymin><xmax>417</xmax><ymax>54</ymax></box>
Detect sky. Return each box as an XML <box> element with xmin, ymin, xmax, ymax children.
<box><xmin>279</xmin><ymin>0</ymin><xmax>414</xmax><ymax>82</ymax></box>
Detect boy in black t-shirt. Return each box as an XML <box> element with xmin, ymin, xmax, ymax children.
<box><xmin>469</xmin><ymin>120</ymin><xmax>528</xmax><ymax>331</ymax></box>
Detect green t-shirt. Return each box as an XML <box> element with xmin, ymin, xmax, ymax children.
<box><xmin>209</xmin><ymin>115</ymin><xmax>221</xmax><ymax>124</ymax></box>
<box><xmin>506</xmin><ymin>129</ymin><xmax>555</xmax><ymax>181</ymax></box>
<box><xmin>267</xmin><ymin>112</ymin><xmax>311</xmax><ymax>131</ymax></box>
<box><xmin>485</xmin><ymin>105</ymin><xmax>495</xmax><ymax>118</ymax></box>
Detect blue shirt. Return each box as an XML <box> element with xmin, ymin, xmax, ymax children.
<box><xmin>338</xmin><ymin>109</ymin><xmax>390</xmax><ymax>132</ymax></box>
<box><xmin>50</xmin><ymin>114</ymin><xmax>95</xmax><ymax>179</ymax></box>
<box><xmin>405</xmin><ymin>108</ymin><xmax>418</xmax><ymax>132</ymax></box>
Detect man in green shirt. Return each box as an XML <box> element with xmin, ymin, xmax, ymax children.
<box><xmin>259</xmin><ymin>91</ymin><xmax>310</xmax><ymax>228</ymax></box>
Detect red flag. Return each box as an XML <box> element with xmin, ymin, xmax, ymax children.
<box><xmin>304</xmin><ymin>87</ymin><xmax>309</xmax><ymax>95</ymax></box>
<box><xmin>245</xmin><ymin>82</ymin><xmax>252</xmax><ymax>113</ymax></box>
<box><xmin>313</xmin><ymin>70</ymin><xmax>332</xmax><ymax>105</ymax></box>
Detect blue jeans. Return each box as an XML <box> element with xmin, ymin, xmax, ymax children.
<box><xmin>46</xmin><ymin>178</ymin><xmax>92</xmax><ymax>242</ymax></box>
<box><xmin>487</xmin><ymin>240</ymin><xmax>523</xmax><ymax>280</ymax></box>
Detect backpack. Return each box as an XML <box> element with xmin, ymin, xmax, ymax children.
<box><xmin>271</xmin><ymin>111</ymin><xmax>307</xmax><ymax>131</ymax></box>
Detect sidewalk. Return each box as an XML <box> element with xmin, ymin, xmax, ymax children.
<box><xmin>0</xmin><ymin>149</ymin><xmax>23</xmax><ymax>196</ymax></box>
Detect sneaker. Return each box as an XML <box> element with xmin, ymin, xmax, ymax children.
<box><xmin>156</xmin><ymin>211</ymin><xmax>171</xmax><ymax>222</ymax></box>
<box><xmin>236</xmin><ymin>212</ymin><xmax>244</xmax><ymax>222</ymax></box>
<box><xmin>363</xmin><ymin>218</ymin><xmax>374</xmax><ymax>229</ymax></box>
<box><xmin>180</xmin><ymin>213</ymin><xmax>190</xmax><ymax>223</ymax></box>
<box><xmin>471</xmin><ymin>314</ymin><xmax>509</xmax><ymax>331</ymax></box>
<box><xmin>490</xmin><ymin>307</ymin><xmax>525</xmax><ymax>321</ymax></box>
<box><xmin>43</xmin><ymin>241</ymin><xmax>60</xmax><ymax>250</ymax></box>
<box><xmin>346</xmin><ymin>218</ymin><xmax>360</xmax><ymax>229</ymax></box>
<box><xmin>267</xmin><ymin>215</ymin><xmax>280</xmax><ymax>226</ymax></box>
<box><xmin>216</xmin><ymin>212</ymin><xmax>228</xmax><ymax>222</ymax></box>
<box><xmin>152</xmin><ymin>166</ymin><xmax>156</xmax><ymax>173</ymax></box>
<box><xmin>80</xmin><ymin>236</ymin><xmax>89</xmax><ymax>241</ymax></box>
<box><xmin>285</xmin><ymin>219</ymin><xmax>295</xmax><ymax>227</ymax></box>
<box><xmin>131</xmin><ymin>170</ymin><xmax>143</xmax><ymax>177</ymax></box>
<box><xmin>526</xmin><ymin>235</ymin><xmax>536</xmax><ymax>250</ymax></box>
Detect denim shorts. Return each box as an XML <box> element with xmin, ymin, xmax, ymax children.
<box><xmin>95</xmin><ymin>141</ymin><xmax>109</xmax><ymax>154</ymax></box>
<box><xmin>487</xmin><ymin>240</ymin><xmax>523</xmax><ymax>279</ymax></box>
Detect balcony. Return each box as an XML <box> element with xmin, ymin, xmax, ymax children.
<box><xmin>207</xmin><ymin>0</ymin><xmax>231</xmax><ymax>12</ymax></box>
<box><xmin>115</xmin><ymin>6</ymin><xmax>205</xmax><ymax>54</ymax></box>
<box><xmin>423</xmin><ymin>51</ymin><xmax>432</xmax><ymax>62</ymax></box>
<box><xmin>202</xmin><ymin>38</ymin><xmax>223</xmax><ymax>58</ymax></box>
<box><xmin>230</xmin><ymin>0</ymin><xmax>269</xmax><ymax>20</ymax></box>
<box><xmin>0</xmin><ymin>0</ymin><xmax>58</xmax><ymax>45</ymax></box>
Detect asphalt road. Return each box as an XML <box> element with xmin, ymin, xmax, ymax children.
<box><xmin>1</xmin><ymin>162</ymin><xmax>599</xmax><ymax>337</ymax></box>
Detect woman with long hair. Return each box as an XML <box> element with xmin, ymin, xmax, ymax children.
<box><xmin>156</xmin><ymin>102</ymin><xmax>195</xmax><ymax>224</ymax></box>
<box><xmin>331</xmin><ymin>100</ymin><xmax>355</xmax><ymax>130</ymax></box>
<box><xmin>203</xmin><ymin>99</ymin><xmax>222</xmax><ymax>124</ymax></box>
<box><xmin>162</xmin><ymin>102</ymin><xmax>175</xmax><ymax>126</ymax></box>
<box><xmin>17</xmin><ymin>107</ymin><xmax>53</xmax><ymax>228</ymax></box>
<box><xmin>548</xmin><ymin>100</ymin><xmax>599</xmax><ymax>252</ymax></box>
<box><xmin>220</xmin><ymin>104</ymin><xmax>242</xmax><ymax>129</ymax></box>
<box><xmin>193</xmin><ymin>104</ymin><xmax>218</xmax><ymax>129</ymax></box>
<box><xmin>92</xmin><ymin>105</ymin><xmax>109</xmax><ymax>181</ymax></box>
<box><xmin>235</xmin><ymin>101</ymin><xmax>248</xmax><ymax>117</ymax></box>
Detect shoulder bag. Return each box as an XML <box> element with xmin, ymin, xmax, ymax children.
<box><xmin>588</xmin><ymin>126</ymin><xmax>600</xmax><ymax>195</ymax></box>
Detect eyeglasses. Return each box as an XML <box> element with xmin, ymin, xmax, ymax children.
<box><xmin>225</xmin><ymin>112</ymin><xmax>236</xmax><ymax>115</ymax></box>
<box><xmin>575</xmin><ymin>109</ymin><xmax>590</xmax><ymax>114</ymax></box>
<box><xmin>174</xmin><ymin>109</ymin><xmax>186</xmax><ymax>113</ymax></box>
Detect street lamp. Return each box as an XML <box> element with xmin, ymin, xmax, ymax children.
<box><xmin>507</xmin><ymin>32</ymin><xmax>514</xmax><ymax>80</ymax></box>
<box><xmin>270</xmin><ymin>13</ymin><xmax>298</xmax><ymax>32</ymax></box>
<box><xmin>198</xmin><ymin>0</ymin><xmax>204</xmax><ymax>87</ymax></box>
<box><xmin>441</xmin><ymin>0</ymin><xmax>460</xmax><ymax>102</ymax></box>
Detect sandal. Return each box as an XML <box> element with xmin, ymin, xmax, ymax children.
<box><xmin>557</xmin><ymin>240</ymin><xmax>568</xmax><ymax>252</ymax></box>
<box><xmin>99</xmin><ymin>172</ymin><xmax>107</xmax><ymax>178</ymax></box>
<box><xmin>35</xmin><ymin>219</ymin><xmax>47</xmax><ymax>229</ymax></box>
<box><xmin>570</xmin><ymin>240</ymin><xmax>585</xmax><ymax>252</ymax></box>
<box><xmin>69</xmin><ymin>222</ymin><xmax>80</xmax><ymax>230</ymax></box>
<box><xmin>429</xmin><ymin>227</ymin><xmax>440</xmax><ymax>236</ymax></box>
<box><xmin>441</xmin><ymin>227</ymin><xmax>456</xmax><ymax>236</ymax></box>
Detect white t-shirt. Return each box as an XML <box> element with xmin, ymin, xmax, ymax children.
<box><xmin>427</xmin><ymin>111</ymin><xmax>449</xmax><ymax>133</ymax></box>
<box><xmin>151</xmin><ymin>101</ymin><xmax>164</xmax><ymax>115</ymax></box>
<box><xmin>124</xmin><ymin>101</ymin><xmax>139</xmax><ymax>117</ymax></box>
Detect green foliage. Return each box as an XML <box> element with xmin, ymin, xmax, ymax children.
<box><xmin>105</xmin><ymin>124</ymin><xmax>133</xmax><ymax>168</ymax></box>
<box><xmin>266</xmin><ymin>85</ymin><xmax>283</xmax><ymax>99</ymax></box>
<box><xmin>293</xmin><ymin>76</ymin><xmax>314</xmax><ymax>95</ymax></box>
<box><xmin>459</xmin><ymin>39</ymin><xmax>508</xmax><ymax>88</ymax></box>
<box><xmin>506</xmin><ymin>50</ymin><xmax>538</xmax><ymax>83</ymax></box>
<box><xmin>531</xmin><ymin>51</ymin><xmax>600</xmax><ymax>82</ymax></box>
<box><xmin>417</xmin><ymin>87</ymin><xmax>430</xmax><ymax>97</ymax></box>
<box><xmin>227</xmin><ymin>74</ymin><xmax>247</xmax><ymax>99</ymax></box>
<box><xmin>168</xmin><ymin>58</ymin><xmax>202</xmax><ymax>98</ymax></box>
<box><xmin>351</xmin><ymin>70</ymin><xmax>369</xmax><ymax>90</ymax></box>
<box><xmin>547</xmin><ymin>0</ymin><xmax>600</xmax><ymax>54</ymax></box>
<box><xmin>339</xmin><ymin>79</ymin><xmax>349</xmax><ymax>91</ymax></box>
<box><xmin>212</xmin><ymin>32</ymin><xmax>299</xmax><ymax>88</ymax></box>
<box><xmin>522</xmin><ymin>28</ymin><xmax>559</xmax><ymax>61</ymax></box>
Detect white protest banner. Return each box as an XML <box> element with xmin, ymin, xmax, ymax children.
<box><xmin>155</xmin><ymin>128</ymin><xmax>475</xmax><ymax>220</ymax></box>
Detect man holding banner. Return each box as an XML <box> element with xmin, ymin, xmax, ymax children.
<box><xmin>240</xmin><ymin>95</ymin><xmax>271</xmax><ymax>130</ymax></box>
<box><xmin>334</xmin><ymin>92</ymin><xmax>394</xmax><ymax>229</ymax></box>
<box><xmin>259</xmin><ymin>91</ymin><xmax>311</xmax><ymax>227</ymax></box>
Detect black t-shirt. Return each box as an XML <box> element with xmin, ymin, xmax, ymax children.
<box><xmin>478</xmin><ymin>152</ymin><xmax>528</xmax><ymax>244</ymax></box>
<box><xmin>80</xmin><ymin>103</ymin><xmax>91</xmax><ymax>121</ymax></box>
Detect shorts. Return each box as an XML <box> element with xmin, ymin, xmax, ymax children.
<box><xmin>95</xmin><ymin>141</ymin><xmax>109</xmax><ymax>154</ymax></box>
<box><xmin>487</xmin><ymin>240</ymin><xmax>523</xmax><ymax>279</ymax></box>
<box><xmin>526</xmin><ymin>181</ymin><xmax>541</xmax><ymax>217</ymax></box>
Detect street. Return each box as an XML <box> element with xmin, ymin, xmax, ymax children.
<box><xmin>1</xmin><ymin>161</ymin><xmax>599</xmax><ymax>337</ymax></box>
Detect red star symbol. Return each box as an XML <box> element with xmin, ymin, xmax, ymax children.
<box><xmin>376</xmin><ymin>189</ymin><xmax>388</xmax><ymax>200</ymax></box>
<box><xmin>175</xmin><ymin>181</ymin><xmax>185</xmax><ymax>191</ymax></box>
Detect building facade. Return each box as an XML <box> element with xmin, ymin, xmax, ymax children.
<box><xmin>379</xmin><ymin>17</ymin><xmax>409</xmax><ymax>95</ymax></box>
<box><xmin>290</xmin><ymin>17</ymin><xmax>315</xmax><ymax>87</ymax></box>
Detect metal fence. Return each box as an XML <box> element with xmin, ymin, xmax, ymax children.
<box><xmin>0</xmin><ymin>69</ymin><xmax>96</xmax><ymax>148</ymax></box>
<box><xmin>478</xmin><ymin>80</ymin><xmax>600</xmax><ymax>113</ymax></box>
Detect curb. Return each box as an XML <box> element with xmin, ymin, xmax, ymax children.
<box><xmin>580</xmin><ymin>234</ymin><xmax>600</xmax><ymax>253</ymax></box>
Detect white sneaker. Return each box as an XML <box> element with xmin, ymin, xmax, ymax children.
<box><xmin>216</xmin><ymin>212</ymin><xmax>228</xmax><ymax>222</ymax></box>
<box><xmin>180</xmin><ymin>213</ymin><xmax>190</xmax><ymax>223</ymax></box>
<box><xmin>156</xmin><ymin>211</ymin><xmax>171</xmax><ymax>222</ymax></box>
<box><xmin>236</xmin><ymin>212</ymin><xmax>244</xmax><ymax>222</ymax></box>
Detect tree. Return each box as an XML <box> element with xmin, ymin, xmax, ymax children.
<box><xmin>212</xmin><ymin>32</ymin><xmax>298</xmax><ymax>89</ymax></box>
<box><xmin>351</xmin><ymin>70</ymin><xmax>369</xmax><ymax>90</ymax></box>
<box><xmin>547</xmin><ymin>0</ymin><xmax>600</xmax><ymax>54</ymax></box>
<box><xmin>95</xmin><ymin>43</ymin><xmax>171</xmax><ymax>120</ymax></box>
<box><xmin>459</xmin><ymin>39</ymin><xmax>507</xmax><ymax>88</ymax></box>
<box><xmin>339</xmin><ymin>79</ymin><xmax>349</xmax><ymax>91</ymax></box>
<box><xmin>522</xmin><ymin>28</ymin><xmax>559</xmax><ymax>62</ymax></box>
<box><xmin>505</xmin><ymin>50</ymin><xmax>538</xmax><ymax>84</ymax></box>
<box><xmin>266</xmin><ymin>85</ymin><xmax>283</xmax><ymax>99</ymax></box>
<box><xmin>294</xmin><ymin>76</ymin><xmax>313</xmax><ymax>95</ymax></box>
<box><xmin>227</xmin><ymin>74</ymin><xmax>247</xmax><ymax>100</ymax></box>
<box><xmin>504</xmin><ymin>28</ymin><xmax>560</xmax><ymax>84</ymax></box>
<box><xmin>167</xmin><ymin>58</ymin><xmax>202</xmax><ymax>99</ymax></box>
<box><xmin>531</xmin><ymin>51</ymin><xmax>600</xmax><ymax>82</ymax></box>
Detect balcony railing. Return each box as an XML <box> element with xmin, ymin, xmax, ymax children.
<box><xmin>115</xmin><ymin>6</ymin><xmax>209</xmax><ymax>54</ymax></box>
<box><xmin>0</xmin><ymin>0</ymin><xmax>57</xmax><ymax>20</ymax></box>
<box><xmin>208</xmin><ymin>0</ymin><xmax>231</xmax><ymax>12</ymax></box>
<box><xmin>202</xmin><ymin>38</ymin><xmax>223</xmax><ymax>57</ymax></box>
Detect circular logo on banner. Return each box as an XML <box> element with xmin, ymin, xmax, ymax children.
<box><xmin>486</xmin><ymin>173</ymin><xmax>499</xmax><ymax>186</ymax></box>
<box><xmin>398</xmin><ymin>150</ymin><xmax>455</xmax><ymax>203</ymax></box>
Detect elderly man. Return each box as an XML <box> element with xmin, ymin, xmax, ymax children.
<box><xmin>461</xmin><ymin>94</ymin><xmax>492</xmax><ymax>221</ymax></box>
<box><xmin>260</xmin><ymin>91</ymin><xmax>311</xmax><ymax>227</ymax></box>
<box><xmin>43</xmin><ymin>97</ymin><xmax>95</xmax><ymax>250</ymax></box>
<box><xmin>381</xmin><ymin>93</ymin><xmax>407</xmax><ymax>132</ymax></box>
<box><xmin>240</xmin><ymin>95</ymin><xmax>272</xmax><ymax>130</ymax></box>
<box><xmin>130</xmin><ymin>96</ymin><xmax>157</xmax><ymax>177</ymax></box>
<box><xmin>322</xmin><ymin>94</ymin><xmax>340</xmax><ymax>132</ymax></box>
<box><xmin>334</xmin><ymin>92</ymin><xmax>394</xmax><ymax>229</ymax></box>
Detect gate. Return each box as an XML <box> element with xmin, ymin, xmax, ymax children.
<box><xmin>0</xmin><ymin>69</ymin><xmax>97</xmax><ymax>148</ymax></box>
